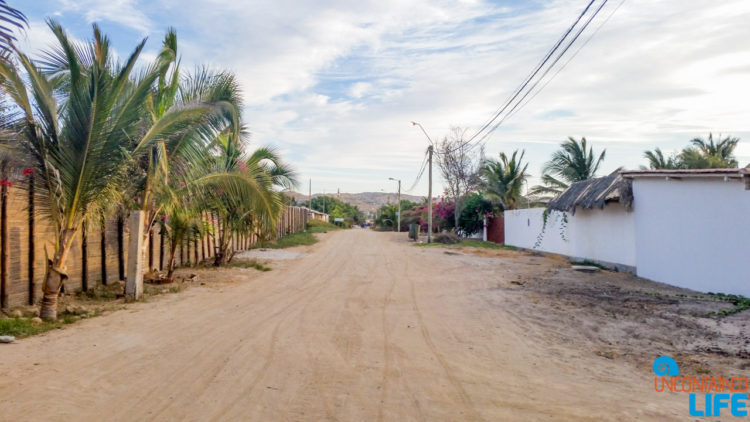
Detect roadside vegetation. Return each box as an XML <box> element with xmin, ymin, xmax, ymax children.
<box><xmin>0</xmin><ymin>17</ymin><xmax>297</xmax><ymax>320</ymax></box>
<box><xmin>0</xmin><ymin>314</ymin><xmax>79</xmax><ymax>338</ymax></box>
<box><xmin>309</xmin><ymin>196</ymin><xmax>364</xmax><ymax>226</ymax></box>
<box><xmin>262</xmin><ymin>219</ymin><xmax>341</xmax><ymax>249</ymax></box>
<box><xmin>417</xmin><ymin>236</ymin><xmax>516</xmax><ymax>250</ymax></box>
<box><xmin>225</xmin><ymin>259</ymin><xmax>272</xmax><ymax>272</ymax></box>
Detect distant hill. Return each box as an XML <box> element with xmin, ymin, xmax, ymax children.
<box><xmin>289</xmin><ymin>191</ymin><xmax>424</xmax><ymax>213</ymax></box>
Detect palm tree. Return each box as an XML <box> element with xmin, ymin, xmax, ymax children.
<box><xmin>0</xmin><ymin>1</ymin><xmax>26</xmax><ymax>53</ymax></box>
<box><xmin>642</xmin><ymin>134</ymin><xmax>741</xmax><ymax>170</ymax></box>
<box><xmin>530</xmin><ymin>137</ymin><xmax>606</xmax><ymax>199</ymax></box>
<box><xmin>642</xmin><ymin>148</ymin><xmax>681</xmax><ymax>170</ymax></box>
<box><xmin>0</xmin><ymin>21</ymin><xmax>187</xmax><ymax>320</ymax></box>
<box><xmin>132</xmin><ymin>39</ymin><xmax>244</xmax><ymax>265</ymax></box>
<box><xmin>680</xmin><ymin>133</ymin><xmax>739</xmax><ymax>168</ymax></box>
<box><xmin>177</xmin><ymin>120</ymin><xmax>294</xmax><ymax>266</ymax></box>
<box><xmin>480</xmin><ymin>149</ymin><xmax>528</xmax><ymax>210</ymax></box>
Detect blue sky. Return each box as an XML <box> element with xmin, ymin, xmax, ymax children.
<box><xmin>14</xmin><ymin>0</ymin><xmax>750</xmax><ymax>196</ymax></box>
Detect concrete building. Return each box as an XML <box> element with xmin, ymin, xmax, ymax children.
<box><xmin>505</xmin><ymin>169</ymin><xmax>750</xmax><ymax>296</ymax></box>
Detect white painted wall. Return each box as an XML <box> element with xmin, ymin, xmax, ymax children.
<box><xmin>633</xmin><ymin>178</ymin><xmax>750</xmax><ymax>297</ymax></box>
<box><xmin>504</xmin><ymin>205</ymin><xmax>636</xmax><ymax>268</ymax></box>
<box><xmin>505</xmin><ymin>208</ymin><xmax>571</xmax><ymax>255</ymax></box>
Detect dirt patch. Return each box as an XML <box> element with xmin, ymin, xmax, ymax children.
<box><xmin>476</xmin><ymin>249</ymin><xmax>750</xmax><ymax>375</ymax></box>
<box><xmin>234</xmin><ymin>248</ymin><xmax>310</xmax><ymax>261</ymax></box>
<box><xmin>2</xmin><ymin>230</ymin><xmax>746</xmax><ymax>421</ymax></box>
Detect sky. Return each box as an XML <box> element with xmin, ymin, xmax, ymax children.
<box><xmin>15</xmin><ymin>0</ymin><xmax>750</xmax><ymax>196</ymax></box>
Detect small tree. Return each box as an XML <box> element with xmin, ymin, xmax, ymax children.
<box><xmin>457</xmin><ymin>192</ymin><xmax>492</xmax><ymax>236</ymax></box>
<box><xmin>481</xmin><ymin>149</ymin><xmax>528</xmax><ymax>210</ymax></box>
<box><xmin>436</xmin><ymin>127</ymin><xmax>481</xmax><ymax>232</ymax></box>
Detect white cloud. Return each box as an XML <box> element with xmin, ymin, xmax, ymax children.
<box><xmin>349</xmin><ymin>82</ymin><xmax>372</xmax><ymax>99</ymax></box>
<box><xmin>23</xmin><ymin>0</ymin><xmax>750</xmax><ymax>194</ymax></box>
<box><xmin>58</xmin><ymin>0</ymin><xmax>152</xmax><ymax>34</ymax></box>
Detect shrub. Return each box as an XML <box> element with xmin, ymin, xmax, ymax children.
<box><xmin>433</xmin><ymin>232</ymin><xmax>461</xmax><ymax>244</ymax></box>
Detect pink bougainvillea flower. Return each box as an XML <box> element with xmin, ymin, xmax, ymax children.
<box><xmin>22</xmin><ymin>168</ymin><xmax>33</xmax><ymax>175</ymax></box>
<box><xmin>179</xmin><ymin>181</ymin><xmax>185</xmax><ymax>187</ymax></box>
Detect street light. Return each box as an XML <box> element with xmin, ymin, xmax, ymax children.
<box><xmin>388</xmin><ymin>177</ymin><xmax>401</xmax><ymax>232</ymax></box>
<box><xmin>411</xmin><ymin>121</ymin><xmax>433</xmax><ymax>243</ymax></box>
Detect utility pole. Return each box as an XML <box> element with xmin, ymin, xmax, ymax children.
<box><xmin>411</xmin><ymin>121</ymin><xmax>434</xmax><ymax>243</ymax></box>
<box><xmin>397</xmin><ymin>180</ymin><xmax>401</xmax><ymax>232</ymax></box>
<box><xmin>389</xmin><ymin>177</ymin><xmax>401</xmax><ymax>232</ymax></box>
<box><xmin>427</xmin><ymin>145</ymin><xmax>433</xmax><ymax>243</ymax></box>
<box><xmin>308</xmin><ymin>179</ymin><xmax>311</xmax><ymax>209</ymax></box>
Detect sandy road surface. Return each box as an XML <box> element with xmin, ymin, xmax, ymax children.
<box><xmin>0</xmin><ymin>229</ymin><xmax>690</xmax><ymax>421</ymax></box>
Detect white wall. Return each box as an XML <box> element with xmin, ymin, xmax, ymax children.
<box><xmin>633</xmin><ymin>178</ymin><xmax>750</xmax><ymax>296</ymax></box>
<box><xmin>504</xmin><ymin>206</ymin><xmax>636</xmax><ymax>269</ymax></box>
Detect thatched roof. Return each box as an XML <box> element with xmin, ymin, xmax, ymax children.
<box><xmin>548</xmin><ymin>174</ymin><xmax>633</xmax><ymax>214</ymax></box>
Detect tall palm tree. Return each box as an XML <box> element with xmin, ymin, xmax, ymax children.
<box><xmin>133</xmin><ymin>42</ymin><xmax>243</xmax><ymax>264</ymax></box>
<box><xmin>480</xmin><ymin>149</ymin><xmax>528</xmax><ymax>210</ymax></box>
<box><xmin>0</xmin><ymin>21</ymin><xmax>188</xmax><ymax>320</ymax></box>
<box><xmin>530</xmin><ymin>136</ymin><xmax>606</xmax><ymax>199</ymax></box>
<box><xmin>642</xmin><ymin>134</ymin><xmax>741</xmax><ymax>170</ymax></box>
<box><xmin>642</xmin><ymin>148</ymin><xmax>681</xmax><ymax>170</ymax></box>
<box><xmin>680</xmin><ymin>133</ymin><xmax>739</xmax><ymax>168</ymax></box>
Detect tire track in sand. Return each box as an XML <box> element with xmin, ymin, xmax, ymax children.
<box><xmin>404</xmin><ymin>246</ymin><xmax>484</xmax><ymax>422</ymax></box>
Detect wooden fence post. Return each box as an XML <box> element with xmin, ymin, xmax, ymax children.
<box><xmin>1</xmin><ymin>160</ymin><xmax>8</xmax><ymax>309</ymax></box>
<box><xmin>28</xmin><ymin>172</ymin><xmax>35</xmax><ymax>304</ymax></box>
<box><xmin>117</xmin><ymin>214</ymin><xmax>125</xmax><ymax>282</ymax></box>
<box><xmin>193</xmin><ymin>236</ymin><xmax>198</xmax><ymax>265</ymax></box>
<box><xmin>81</xmin><ymin>218</ymin><xmax>88</xmax><ymax>292</ymax></box>
<box><xmin>159</xmin><ymin>224</ymin><xmax>165</xmax><ymax>271</ymax></box>
<box><xmin>100</xmin><ymin>213</ymin><xmax>106</xmax><ymax>285</ymax></box>
<box><xmin>148</xmin><ymin>228</ymin><xmax>153</xmax><ymax>271</ymax></box>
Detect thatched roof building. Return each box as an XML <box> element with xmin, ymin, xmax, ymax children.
<box><xmin>548</xmin><ymin>174</ymin><xmax>633</xmax><ymax>214</ymax></box>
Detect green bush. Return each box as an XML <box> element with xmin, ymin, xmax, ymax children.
<box><xmin>433</xmin><ymin>232</ymin><xmax>462</xmax><ymax>244</ymax></box>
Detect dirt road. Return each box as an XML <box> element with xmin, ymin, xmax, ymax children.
<box><xmin>0</xmin><ymin>229</ymin><xmax>691</xmax><ymax>421</ymax></box>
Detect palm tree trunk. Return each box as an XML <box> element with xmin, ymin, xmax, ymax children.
<box><xmin>165</xmin><ymin>238</ymin><xmax>179</xmax><ymax>281</ymax></box>
<box><xmin>40</xmin><ymin>230</ymin><xmax>74</xmax><ymax>320</ymax></box>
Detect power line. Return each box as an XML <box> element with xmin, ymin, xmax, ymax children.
<box><xmin>503</xmin><ymin>0</ymin><xmax>627</xmax><ymax>124</ymax></box>
<box><xmin>411</xmin><ymin>0</ymin><xmax>622</xmax><ymax>197</ymax></box>
<box><xmin>441</xmin><ymin>0</ymin><xmax>617</xmax><ymax>156</ymax></box>
<box><xmin>463</xmin><ymin>0</ymin><xmax>598</xmax><ymax>147</ymax></box>
<box><xmin>405</xmin><ymin>148</ymin><xmax>429</xmax><ymax>193</ymax></box>
<box><xmin>474</xmin><ymin>0</ymin><xmax>613</xmax><ymax>145</ymax></box>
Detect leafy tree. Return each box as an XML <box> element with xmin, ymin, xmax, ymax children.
<box><xmin>311</xmin><ymin>195</ymin><xmax>362</xmax><ymax>225</ymax></box>
<box><xmin>436</xmin><ymin>126</ymin><xmax>481</xmax><ymax>231</ymax></box>
<box><xmin>531</xmin><ymin>137</ymin><xmax>606</xmax><ymax>200</ymax></box>
<box><xmin>481</xmin><ymin>149</ymin><xmax>528</xmax><ymax>210</ymax></box>
<box><xmin>457</xmin><ymin>192</ymin><xmax>492</xmax><ymax>236</ymax></box>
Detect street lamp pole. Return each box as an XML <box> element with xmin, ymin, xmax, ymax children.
<box><xmin>389</xmin><ymin>177</ymin><xmax>401</xmax><ymax>232</ymax></box>
<box><xmin>411</xmin><ymin>122</ymin><xmax>434</xmax><ymax>243</ymax></box>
